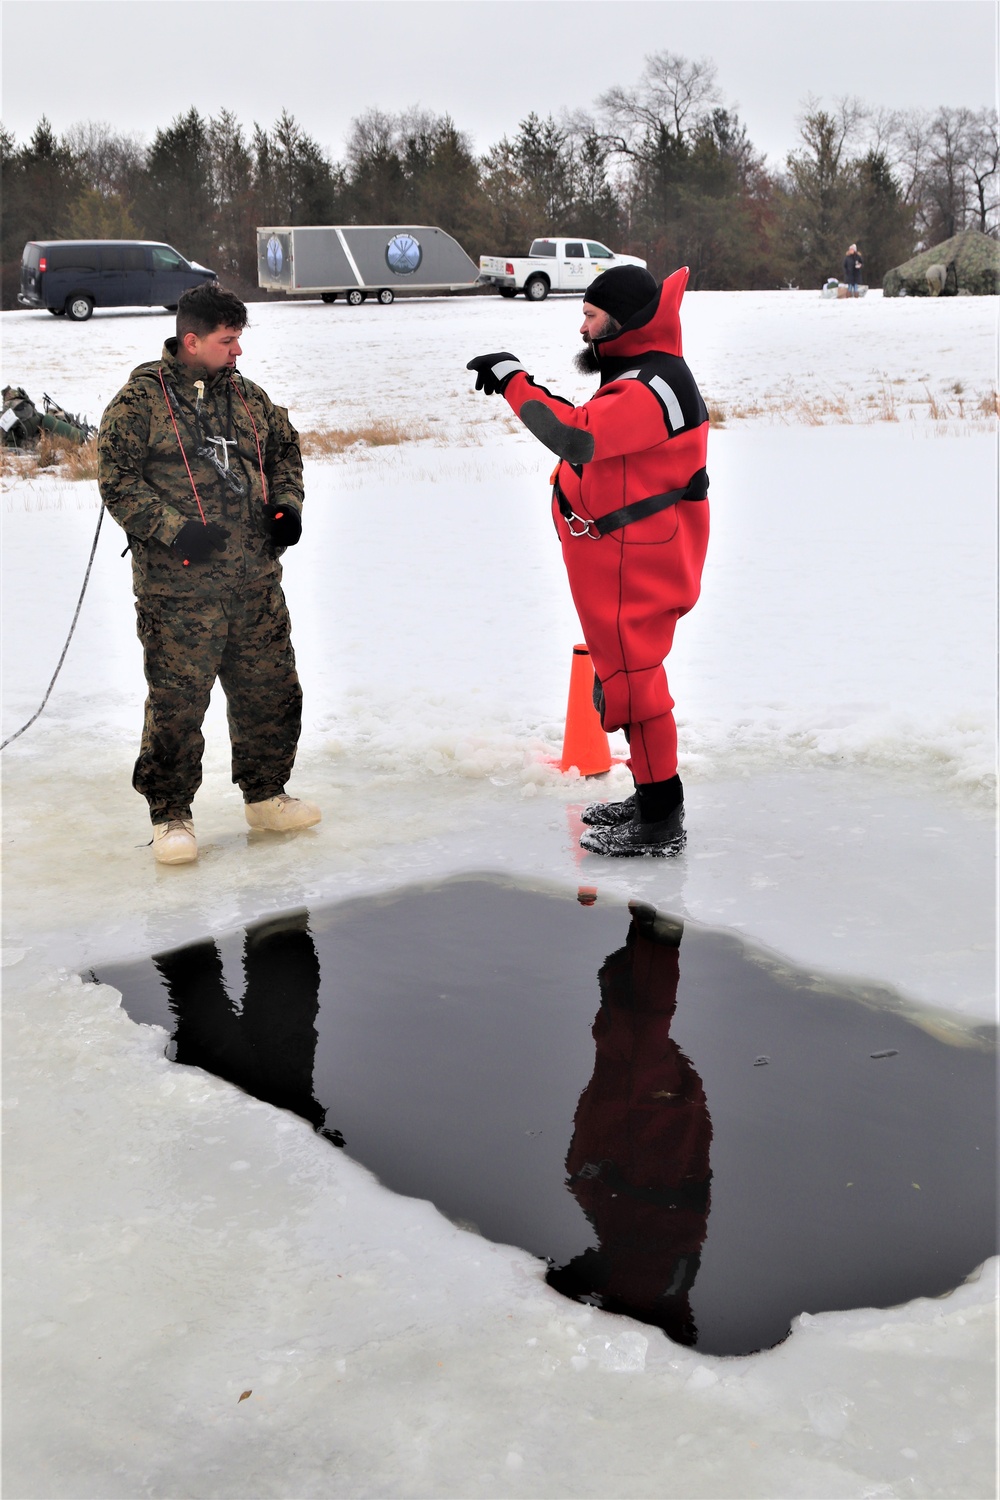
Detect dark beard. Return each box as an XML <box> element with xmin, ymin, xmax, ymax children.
<box><xmin>574</xmin><ymin>341</ymin><xmax>601</xmax><ymax>374</ymax></box>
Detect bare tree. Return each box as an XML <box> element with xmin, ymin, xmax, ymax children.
<box><xmin>888</xmin><ymin>107</ymin><xmax>934</xmax><ymax>210</ymax></box>
<box><xmin>344</xmin><ymin>107</ymin><xmax>397</xmax><ymax>178</ymax></box>
<box><xmin>926</xmin><ymin>106</ymin><xmax>976</xmax><ymax>239</ymax></box>
<box><xmin>862</xmin><ymin>105</ymin><xmax>902</xmax><ymax>161</ymax></box>
<box><xmin>791</xmin><ymin>94</ymin><xmax>868</xmax><ymax>171</ymax></box>
<box><xmin>966</xmin><ymin>107</ymin><xmax>1000</xmax><ymax>234</ymax></box>
<box><xmin>64</xmin><ymin>120</ymin><xmax>146</xmax><ymax>202</ymax></box>
<box><xmin>598</xmin><ymin>51</ymin><xmax>721</xmax><ymax>156</ymax></box>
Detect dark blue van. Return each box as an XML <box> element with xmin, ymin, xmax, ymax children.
<box><xmin>18</xmin><ymin>240</ymin><xmax>217</xmax><ymax>321</ymax></box>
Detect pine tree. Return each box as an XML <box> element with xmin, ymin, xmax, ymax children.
<box><xmin>136</xmin><ymin>108</ymin><xmax>213</xmax><ymax>263</ymax></box>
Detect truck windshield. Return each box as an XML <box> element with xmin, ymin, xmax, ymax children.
<box><xmin>529</xmin><ymin>241</ymin><xmax>557</xmax><ymax>257</ymax></box>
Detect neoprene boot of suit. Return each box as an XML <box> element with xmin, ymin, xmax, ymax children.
<box><xmin>581</xmin><ymin>775</ymin><xmax>682</xmax><ymax>829</ymax></box>
<box><xmin>581</xmin><ymin>792</ymin><xmax>637</xmax><ymax>827</ymax></box>
<box><xmin>580</xmin><ymin>777</ymin><xmax>685</xmax><ymax>857</ymax></box>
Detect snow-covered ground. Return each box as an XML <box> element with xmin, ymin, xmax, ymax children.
<box><xmin>2</xmin><ymin>292</ymin><xmax>997</xmax><ymax>1498</ymax></box>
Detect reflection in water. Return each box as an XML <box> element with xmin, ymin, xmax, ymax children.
<box><xmin>153</xmin><ymin>911</ymin><xmax>340</xmax><ymax>1143</ymax></box>
<box><xmin>547</xmin><ymin>903</ymin><xmax>711</xmax><ymax>1345</ymax></box>
<box><xmin>94</xmin><ymin>877</ymin><xmax>997</xmax><ymax>1357</ymax></box>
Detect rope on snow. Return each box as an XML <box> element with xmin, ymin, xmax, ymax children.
<box><xmin>1</xmin><ymin>507</ymin><xmax>105</xmax><ymax>751</ymax></box>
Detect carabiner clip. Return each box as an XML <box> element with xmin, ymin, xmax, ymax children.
<box><xmin>566</xmin><ymin>510</ymin><xmax>600</xmax><ymax>539</ymax></box>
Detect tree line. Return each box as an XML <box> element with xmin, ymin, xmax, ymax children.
<box><xmin>2</xmin><ymin>50</ymin><xmax>997</xmax><ymax>307</ymax></box>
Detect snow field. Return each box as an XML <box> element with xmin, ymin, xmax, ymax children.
<box><xmin>2</xmin><ymin>288</ymin><xmax>995</xmax><ymax>439</ymax></box>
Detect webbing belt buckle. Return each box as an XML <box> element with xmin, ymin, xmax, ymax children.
<box><xmin>565</xmin><ymin>509</ymin><xmax>600</xmax><ymax>540</ymax></box>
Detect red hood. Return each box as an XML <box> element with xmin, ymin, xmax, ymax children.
<box><xmin>597</xmin><ymin>266</ymin><xmax>688</xmax><ymax>361</ymax></box>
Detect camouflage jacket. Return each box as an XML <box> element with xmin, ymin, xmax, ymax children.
<box><xmin>98</xmin><ymin>339</ymin><xmax>304</xmax><ymax>598</ymax></box>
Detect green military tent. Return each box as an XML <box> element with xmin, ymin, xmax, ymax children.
<box><xmin>883</xmin><ymin>228</ymin><xmax>999</xmax><ymax>297</ymax></box>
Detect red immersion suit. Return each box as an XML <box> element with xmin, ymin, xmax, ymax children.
<box><xmin>503</xmin><ymin>268</ymin><xmax>709</xmax><ymax>784</ymax></box>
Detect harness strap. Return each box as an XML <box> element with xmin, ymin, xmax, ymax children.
<box><xmin>554</xmin><ymin>467</ymin><xmax>709</xmax><ymax>538</ymax></box>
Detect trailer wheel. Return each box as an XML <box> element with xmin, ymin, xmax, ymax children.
<box><xmin>524</xmin><ymin>275</ymin><xmax>549</xmax><ymax>302</ymax></box>
<box><xmin>321</xmin><ymin>293</ymin><xmax>337</xmax><ymax>303</ymax></box>
<box><xmin>377</xmin><ymin>288</ymin><xmax>394</xmax><ymax>305</ymax></box>
<box><xmin>346</xmin><ymin>288</ymin><xmax>366</xmax><ymax>306</ymax></box>
<box><xmin>498</xmin><ymin>286</ymin><xmax>517</xmax><ymax>299</ymax></box>
<box><xmin>65</xmin><ymin>294</ymin><xmax>95</xmax><ymax>322</ymax></box>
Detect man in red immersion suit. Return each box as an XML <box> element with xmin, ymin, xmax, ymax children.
<box><xmin>468</xmin><ymin>265</ymin><xmax>710</xmax><ymax>856</ymax></box>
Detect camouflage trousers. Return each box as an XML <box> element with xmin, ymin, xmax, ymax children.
<box><xmin>133</xmin><ymin>580</ymin><xmax>302</xmax><ymax>823</ymax></box>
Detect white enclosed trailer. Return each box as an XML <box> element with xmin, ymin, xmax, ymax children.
<box><xmin>257</xmin><ymin>224</ymin><xmax>482</xmax><ymax>304</ymax></box>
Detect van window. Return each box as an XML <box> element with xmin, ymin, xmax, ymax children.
<box><xmin>529</xmin><ymin>241</ymin><xmax>557</xmax><ymax>257</ymax></box>
<box><xmin>48</xmin><ymin>244</ymin><xmax>100</xmax><ymax>271</ymax></box>
<box><xmin>23</xmin><ymin>244</ymin><xmax>41</xmax><ymax>270</ymax></box>
<box><xmin>96</xmin><ymin>246</ymin><xmax>124</xmax><ymax>271</ymax></box>
<box><xmin>587</xmin><ymin>243</ymin><xmax>613</xmax><ymax>258</ymax></box>
<box><xmin>151</xmin><ymin>246</ymin><xmax>187</xmax><ymax>270</ymax></box>
<box><xmin>564</xmin><ymin>243</ymin><xmax>585</xmax><ymax>258</ymax></box>
<box><xmin>120</xmin><ymin>246</ymin><xmax>147</xmax><ymax>271</ymax></box>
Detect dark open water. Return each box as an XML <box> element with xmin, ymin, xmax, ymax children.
<box><xmin>89</xmin><ymin>876</ymin><xmax>997</xmax><ymax>1357</ymax></box>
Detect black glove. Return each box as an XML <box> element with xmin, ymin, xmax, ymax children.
<box><xmin>263</xmin><ymin>503</ymin><xmax>302</xmax><ymax>546</ymax></box>
<box><xmin>466</xmin><ymin>352</ymin><xmax>525</xmax><ymax>396</ymax></box>
<box><xmin>172</xmin><ymin>518</ymin><xmax>229</xmax><ymax>565</ymax></box>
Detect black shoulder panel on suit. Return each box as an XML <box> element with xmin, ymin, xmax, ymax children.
<box><xmin>608</xmin><ymin>353</ymin><xmax>708</xmax><ymax>436</ymax></box>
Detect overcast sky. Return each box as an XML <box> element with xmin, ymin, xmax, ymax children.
<box><xmin>2</xmin><ymin>0</ymin><xmax>995</xmax><ymax>169</ymax></box>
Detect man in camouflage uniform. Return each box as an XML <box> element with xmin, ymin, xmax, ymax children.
<box><xmin>98</xmin><ymin>283</ymin><xmax>320</xmax><ymax>865</ymax></box>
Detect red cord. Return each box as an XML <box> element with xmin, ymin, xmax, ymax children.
<box><xmin>231</xmin><ymin>375</ymin><xmax>268</xmax><ymax>503</ymax></box>
<box><xmin>158</xmin><ymin>367</ymin><xmax>207</xmax><ymax>524</ymax></box>
<box><xmin>159</xmin><ymin>367</ymin><xmax>270</xmax><ymax>539</ymax></box>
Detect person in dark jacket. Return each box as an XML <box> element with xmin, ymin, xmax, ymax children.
<box><xmin>467</xmin><ymin>265</ymin><xmax>710</xmax><ymax>856</ymax></box>
<box><xmin>843</xmin><ymin>244</ymin><xmax>863</xmax><ymax>295</ymax></box>
<box><xmin>98</xmin><ymin>284</ymin><xmax>320</xmax><ymax>865</ymax></box>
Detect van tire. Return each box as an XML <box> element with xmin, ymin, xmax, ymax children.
<box><xmin>524</xmin><ymin>275</ymin><xmax>549</xmax><ymax>302</ymax></box>
<box><xmin>163</xmin><ymin>304</ymin><xmax>178</xmax><ymax>312</ymax></box>
<box><xmin>49</xmin><ymin>307</ymin><xmax>66</xmax><ymax>316</ymax></box>
<box><xmin>346</xmin><ymin>289</ymin><xmax>366</xmax><ymax>306</ymax></box>
<box><xmin>377</xmin><ymin>288</ymin><xmax>394</xmax><ymax>305</ymax></box>
<box><xmin>65</xmin><ymin>294</ymin><xmax>95</xmax><ymax>322</ymax></box>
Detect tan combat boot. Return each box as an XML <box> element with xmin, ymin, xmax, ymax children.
<box><xmin>244</xmin><ymin>794</ymin><xmax>322</xmax><ymax>833</ymax></box>
<box><xmin>152</xmin><ymin>817</ymin><xmax>198</xmax><ymax>865</ymax></box>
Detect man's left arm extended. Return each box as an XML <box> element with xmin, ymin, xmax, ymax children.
<box><xmin>466</xmin><ymin>352</ymin><xmax>667</xmax><ymax>464</ymax></box>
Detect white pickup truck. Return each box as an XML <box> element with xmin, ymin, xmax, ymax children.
<box><xmin>479</xmin><ymin>238</ymin><xmax>648</xmax><ymax>301</ymax></box>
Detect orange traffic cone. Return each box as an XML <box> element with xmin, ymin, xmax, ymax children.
<box><xmin>557</xmin><ymin>643</ymin><xmax>613</xmax><ymax>775</ymax></box>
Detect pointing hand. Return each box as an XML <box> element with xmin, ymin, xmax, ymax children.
<box><xmin>466</xmin><ymin>352</ymin><xmax>526</xmax><ymax>396</ymax></box>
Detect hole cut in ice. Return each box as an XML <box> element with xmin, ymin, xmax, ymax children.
<box><xmin>89</xmin><ymin>876</ymin><xmax>997</xmax><ymax>1358</ymax></box>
